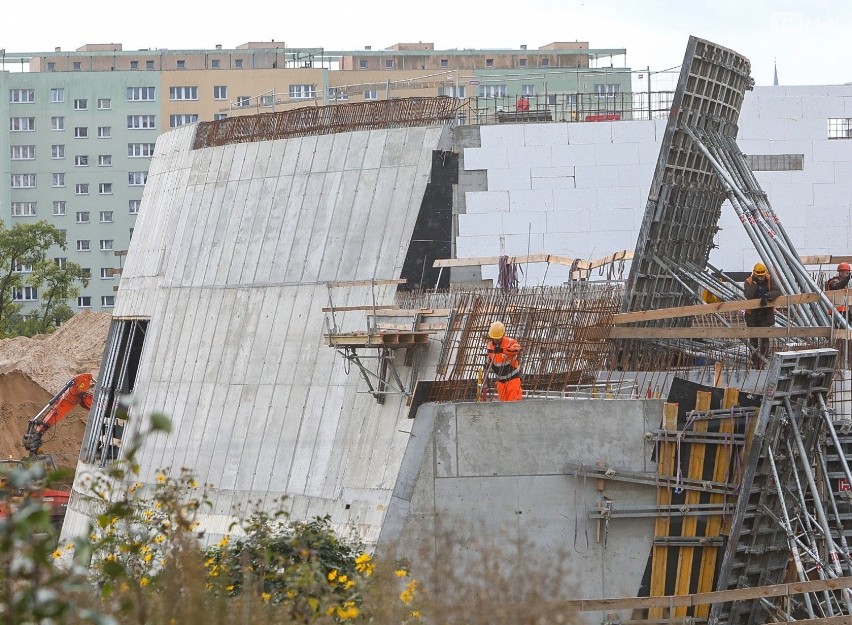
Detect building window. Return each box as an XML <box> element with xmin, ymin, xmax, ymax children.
<box><xmin>52</xmin><ymin>173</ymin><xmax>65</xmax><ymax>188</ymax></box>
<box><xmin>81</xmin><ymin>268</ymin><xmax>91</xmax><ymax>279</ymax></box>
<box><xmin>50</xmin><ymin>88</ymin><xmax>65</xmax><ymax>102</ymax></box>
<box><xmin>213</xmin><ymin>85</ymin><xmax>227</xmax><ymax>100</ymax></box>
<box><xmin>358</xmin><ymin>60</ymin><xmax>368</xmax><ymax>70</ymax></box>
<box><xmin>169</xmin><ymin>114</ymin><xmax>198</xmax><ymax>127</ymax></box>
<box><xmin>10</xmin><ymin>145</ymin><xmax>35</xmax><ymax>160</ymax></box>
<box><xmin>10</xmin><ymin>89</ymin><xmax>35</xmax><ymax>103</ymax></box>
<box><xmin>146</xmin><ymin>60</ymin><xmax>154</xmax><ymax>70</ymax></box>
<box><xmin>75</xmin><ymin>183</ymin><xmax>89</xmax><ymax>195</ymax></box>
<box><xmin>519</xmin><ymin>58</ymin><xmax>527</xmax><ymax>67</ymax></box>
<box><xmin>385</xmin><ymin>59</ymin><xmax>394</xmax><ymax>69</ymax></box>
<box><xmin>213</xmin><ymin>113</ymin><xmax>228</xmax><ymax>121</ymax></box>
<box><xmin>13</xmin><ymin>263</ymin><xmax>33</xmax><ymax>273</ymax></box>
<box><xmin>12</xmin><ymin>287</ymin><xmax>38</xmax><ymax>301</ymax></box>
<box><xmin>98</xmin><ymin>98</ymin><xmax>111</xmax><ymax>109</ymax></box>
<box><xmin>236</xmin><ymin>96</ymin><xmax>250</xmax><ymax>107</ymax></box>
<box><xmin>47</xmin><ymin>62</ymin><xmax>56</xmax><ymax>71</ymax></box>
<box><xmin>176</xmin><ymin>60</ymin><xmax>186</xmax><ymax>70</ymax></box>
<box><xmin>744</xmin><ymin>154</ymin><xmax>805</xmax><ymax>171</ymax></box>
<box><xmin>130</xmin><ymin>61</ymin><xmax>138</xmax><ymax>70</ymax></box>
<box><xmin>77</xmin><ymin>296</ymin><xmax>91</xmax><ymax>307</ymax></box>
<box><xmin>594</xmin><ymin>83</ymin><xmax>621</xmax><ymax>98</ymax></box>
<box><xmin>77</xmin><ymin>240</ymin><xmax>91</xmax><ymax>252</ymax></box>
<box><xmin>326</xmin><ymin>87</ymin><xmax>348</xmax><ymax>102</ymax></box>
<box><xmin>76</xmin><ymin>211</ymin><xmax>90</xmax><ymax>223</ymax></box>
<box><xmin>11</xmin><ymin>174</ymin><xmax>36</xmax><ymax>188</ymax></box>
<box><xmin>364</xmin><ymin>90</ymin><xmax>378</xmax><ymax>100</ymax></box>
<box><xmin>522</xmin><ymin>84</ymin><xmax>535</xmax><ymax>96</ymax></box>
<box><xmin>75</xmin><ymin>155</ymin><xmax>89</xmax><ymax>166</ymax></box>
<box><xmin>128</xmin><ymin>172</ymin><xmax>147</xmax><ymax>186</ymax></box>
<box><xmin>440</xmin><ymin>85</ymin><xmax>466</xmax><ymax>98</ymax></box>
<box><xmin>129</xmin><ymin>199</ymin><xmax>141</xmax><ymax>214</ymax></box>
<box><xmin>211</xmin><ymin>59</ymin><xmax>220</xmax><ymax>69</ymax></box>
<box><xmin>169</xmin><ymin>86</ymin><xmax>198</xmax><ymax>100</ymax></box>
<box><xmin>827</xmin><ymin>118</ymin><xmax>852</xmax><ymax>139</ymax></box>
<box><xmin>289</xmin><ymin>84</ymin><xmax>315</xmax><ymax>99</ymax></box>
<box><xmin>99</xmin><ymin>183</ymin><xmax>113</xmax><ymax>194</ymax></box>
<box><xmin>101</xmin><ymin>295</ymin><xmax>115</xmax><ymax>307</ymax></box>
<box><xmin>74</xmin><ymin>98</ymin><xmax>88</xmax><ymax>110</ymax></box>
<box><xmin>486</xmin><ymin>58</ymin><xmax>494</xmax><ymax>68</ymax></box>
<box><xmin>479</xmin><ymin>84</ymin><xmax>507</xmax><ymax>98</ymax></box>
<box><xmin>99</xmin><ymin>210</ymin><xmax>113</xmax><ymax>223</ymax></box>
<box><xmin>546</xmin><ymin>94</ymin><xmax>557</xmax><ymax>105</ymax></box>
<box><xmin>99</xmin><ymin>240</ymin><xmax>114</xmax><ymax>251</ymax></box>
<box><xmin>51</xmin><ymin>144</ymin><xmax>65</xmax><ymax>159</ymax></box>
<box><xmin>127</xmin><ymin>87</ymin><xmax>155</xmax><ymax>101</ymax></box>
<box><xmin>98</xmin><ymin>126</ymin><xmax>111</xmax><ymax>138</ymax></box>
<box><xmin>11</xmin><ymin>202</ymin><xmax>37</xmax><ymax>217</ymax></box>
<box><xmin>127</xmin><ymin>115</ymin><xmax>156</xmax><ymax>129</ymax></box>
<box><xmin>541</xmin><ymin>58</ymin><xmax>550</xmax><ymax>67</ymax></box>
<box><xmin>53</xmin><ymin>201</ymin><xmax>66</xmax><ymax>216</ymax></box>
<box><xmin>73</xmin><ymin>61</ymin><xmax>81</xmax><ymax>71</ymax></box>
<box><xmin>261</xmin><ymin>94</ymin><xmax>274</xmax><ymax>107</ymax></box>
<box><xmin>234</xmin><ymin>59</ymin><xmax>243</xmax><ymax>69</ymax></box>
<box><xmin>100</xmin><ymin>268</ymin><xmax>114</xmax><ymax>279</ymax></box>
<box><xmin>99</xmin><ymin>155</ymin><xmax>112</xmax><ymax>166</ymax></box>
<box><xmin>74</xmin><ymin>127</ymin><xmax>88</xmax><ymax>138</ymax></box>
<box><xmin>440</xmin><ymin>59</ymin><xmax>449</xmax><ymax>68</ymax></box>
<box><xmin>54</xmin><ymin>258</ymin><xmax>66</xmax><ymax>269</ymax></box>
<box><xmin>128</xmin><ymin>143</ymin><xmax>156</xmax><ymax>157</ymax></box>
<box><xmin>51</xmin><ymin>116</ymin><xmax>65</xmax><ymax>130</ymax></box>
<box><xmin>10</xmin><ymin>117</ymin><xmax>35</xmax><ymax>131</ymax></box>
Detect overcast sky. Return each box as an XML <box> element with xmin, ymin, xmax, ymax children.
<box><xmin>4</xmin><ymin>0</ymin><xmax>850</xmax><ymax>87</ymax></box>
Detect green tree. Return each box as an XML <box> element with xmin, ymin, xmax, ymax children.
<box><xmin>7</xmin><ymin>258</ymin><xmax>89</xmax><ymax>336</ymax></box>
<box><xmin>0</xmin><ymin>220</ymin><xmax>81</xmax><ymax>337</ymax></box>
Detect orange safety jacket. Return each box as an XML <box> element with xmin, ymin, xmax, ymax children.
<box><xmin>827</xmin><ymin>274</ymin><xmax>851</xmax><ymax>313</ymax></box>
<box><xmin>486</xmin><ymin>337</ymin><xmax>521</xmax><ymax>382</ymax></box>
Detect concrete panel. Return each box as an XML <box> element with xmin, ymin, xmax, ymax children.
<box><xmin>567</xmin><ymin>121</ymin><xmax>612</xmax><ymax>145</ymax></box>
<box><xmin>462</xmin><ymin>146</ymin><xmax>509</xmax><ymax>171</ymax></box>
<box><xmin>783</xmin><ymin>117</ymin><xmax>827</xmax><ymax>141</ymax></box>
<box><xmin>465</xmin><ymin>190</ymin><xmax>510</xmax><ymax>214</ymax></box>
<box><xmin>524</xmin><ymin>122</ymin><xmax>569</xmax><ymax>146</ymax></box>
<box><xmin>611</xmin><ymin>119</ymin><xmax>658</xmax><ymax>144</ymax></box>
<box><xmin>507</xmin><ymin>145</ymin><xmax>553</xmax><ymax>170</ymax></box>
<box><xmin>595</xmin><ymin>142</ymin><xmax>640</xmax><ymax>165</ymax></box>
<box><xmin>508</xmin><ymin>189</ymin><xmax>554</xmax><ymax>212</ymax></box>
<box><xmin>546</xmin><ymin>211</ymin><xmax>591</xmax><ymax>234</ymax></box>
<box><xmin>480</xmin><ymin>124</ymin><xmax>525</xmax><ymax>147</ymax></box>
<box><xmin>486</xmin><ymin>168</ymin><xmax>532</xmax><ymax>191</ymax></box>
<box><xmin>596</xmin><ymin>186</ymin><xmax>643</xmax><ymax>210</ymax></box>
<box><xmin>552</xmin><ymin>187</ymin><xmax>597</xmax><ymax>211</ymax></box>
<box><xmin>574</xmin><ymin>165</ymin><xmax>619</xmax><ymax>188</ymax></box>
<box><xmin>503</xmin><ymin>210</ymin><xmax>547</xmax><ymax>234</ymax></box>
<box><xmin>552</xmin><ymin>143</ymin><xmax>596</xmax><ymax>166</ymax></box>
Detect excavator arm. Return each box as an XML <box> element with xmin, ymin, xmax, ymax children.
<box><xmin>23</xmin><ymin>373</ymin><xmax>94</xmax><ymax>456</ymax></box>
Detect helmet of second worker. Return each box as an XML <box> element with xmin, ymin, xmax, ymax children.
<box><xmin>838</xmin><ymin>262</ymin><xmax>851</xmax><ymax>273</ymax></box>
<box><xmin>488</xmin><ymin>321</ymin><xmax>506</xmax><ymax>340</ymax></box>
<box><xmin>752</xmin><ymin>262</ymin><xmax>768</xmax><ymax>278</ymax></box>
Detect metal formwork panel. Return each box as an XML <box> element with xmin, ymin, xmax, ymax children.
<box><xmin>710</xmin><ymin>348</ymin><xmax>839</xmax><ymax>625</ymax></box>
<box><xmin>623</xmin><ymin>37</ymin><xmax>753</xmax><ymax>317</ymax></box>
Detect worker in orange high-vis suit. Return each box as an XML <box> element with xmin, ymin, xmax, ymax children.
<box><xmin>485</xmin><ymin>321</ymin><xmax>523</xmax><ymax>401</ymax></box>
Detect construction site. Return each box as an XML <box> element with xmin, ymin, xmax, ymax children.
<box><xmin>2</xmin><ymin>34</ymin><xmax>852</xmax><ymax>624</ymax></box>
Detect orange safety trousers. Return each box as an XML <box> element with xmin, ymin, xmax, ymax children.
<box><xmin>496</xmin><ymin>377</ymin><xmax>523</xmax><ymax>401</ymax></box>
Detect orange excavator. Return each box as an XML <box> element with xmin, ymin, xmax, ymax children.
<box><xmin>1</xmin><ymin>374</ymin><xmax>96</xmax><ymax>528</ymax></box>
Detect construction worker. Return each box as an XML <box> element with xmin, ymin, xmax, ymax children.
<box><xmin>826</xmin><ymin>262</ymin><xmax>852</xmax><ymax>320</ymax></box>
<box><xmin>515</xmin><ymin>96</ymin><xmax>530</xmax><ymax>112</ymax></box>
<box><xmin>743</xmin><ymin>262</ymin><xmax>778</xmax><ymax>368</ymax></box>
<box><xmin>485</xmin><ymin>321</ymin><xmax>523</xmax><ymax>401</ymax></box>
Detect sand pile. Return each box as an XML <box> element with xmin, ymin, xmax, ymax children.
<box><xmin>0</xmin><ymin>311</ymin><xmax>111</xmax><ymax>469</ymax></box>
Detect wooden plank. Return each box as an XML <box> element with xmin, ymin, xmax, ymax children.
<box><xmin>432</xmin><ymin>250</ymin><xmax>634</xmax><ymax>271</ymax></box>
<box><xmin>320</xmin><ymin>304</ymin><xmax>400</xmax><ymax>312</ymax></box>
<box><xmin>673</xmin><ymin>391</ymin><xmax>712</xmax><ymax>617</ymax></box>
<box><xmin>611</xmin><ymin>293</ymin><xmax>823</xmax><ymax>324</ymax></box>
<box><xmin>649</xmin><ymin>402</ymin><xmax>680</xmax><ymax>620</ymax></box>
<box><xmin>564</xmin><ymin>574</ymin><xmax>852</xmax><ymax>612</ymax></box>
<box><xmin>800</xmin><ymin>254</ymin><xmax>852</xmax><ymax>265</ymax></box>
<box><xmin>608</xmin><ymin>326</ymin><xmax>843</xmax><ymax>339</ymax></box>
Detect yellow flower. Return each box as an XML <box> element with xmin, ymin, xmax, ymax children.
<box><xmin>156</xmin><ymin>473</ymin><xmax>166</xmax><ymax>484</ymax></box>
<box><xmin>140</xmin><ymin>577</ymin><xmax>150</xmax><ymax>587</ymax></box>
<box><xmin>51</xmin><ymin>550</ymin><xmax>62</xmax><ymax>559</ymax></box>
<box><xmin>400</xmin><ymin>579</ymin><xmax>418</xmax><ymax>605</ymax></box>
<box><xmin>64</xmin><ymin>543</ymin><xmax>74</xmax><ymax>551</ymax></box>
<box><xmin>410</xmin><ymin>610</ymin><xmax>421</xmax><ymax>619</ymax></box>
<box><xmin>119</xmin><ymin>582</ymin><xmax>129</xmax><ymax>592</ymax></box>
<box><xmin>327</xmin><ymin>569</ymin><xmax>338</xmax><ymax>582</ymax></box>
<box><xmin>190</xmin><ymin>479</ymin><xmax>199</xmax><ymax>488</ymax></box>
<box><xmin>154</xmin><ymin>535</ymin><xmax>166</xmax><ymax>544</ymax></box>
<box><xmin>216</xmin><ymin>535</ymin><xmax>230</xmax><ymax>548</ymax></box>
<box><xmin>144</xmin><ymin>553</ymin><xmax>153</xmax><ymax>563</ymax></box>
<box><xmin>338</xmin><ymin>574</ymin><xmax>348</xmax><ymax>584</ymax></box>
<box><xmin>343</xmin><ymin>580</ymin><xmax>355</xmax><ymax>590</ymax></box>
<box><xmin>261</xmin><ymin>592</ymin><xmax>271</xmax><ymax>603</ymax></box>
<box><xmin>395</xmin><ymin>569</ymin><xmax>408</xmax><ymax>577</ymax></box>
<box><xmin>226</xmin><ymin>585</ymin><xmax>234</xmax><ymax>591</ymax></box>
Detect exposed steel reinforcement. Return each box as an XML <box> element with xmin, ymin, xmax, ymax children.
<box><xmin>192</xmin><ymin>96</ymin><xmax>463</xmax><ymax>149</ymax></box>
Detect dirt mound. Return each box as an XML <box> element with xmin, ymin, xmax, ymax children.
<box><xmin>0</xmin><ymin>311</ymin><xmax>111</xmax><ymax>469</ymax></box>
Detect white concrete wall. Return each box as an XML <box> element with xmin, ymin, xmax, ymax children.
<box><xmin>458</xmin><ymin>85</ymin><xmax>852</xmax><ymax>285</ymax></box>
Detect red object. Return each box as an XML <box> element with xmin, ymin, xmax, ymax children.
<box><xmin>585</xmin><ymin>114</ymin><xmax>621</xmax><ymax>122</ymax></box>
<box><xmin>515</xmin><ymin>97</ymin><xmax>530</xmax><ymax>112</ymax></box>
<box><xmin>24</xmin><ymin>373</ymin><xmax>95</xmax><ymax>455</ymax></box>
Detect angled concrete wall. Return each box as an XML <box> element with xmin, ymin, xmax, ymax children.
<box><xmin>380</xmin><ymin>398</ymin><xmax>663</xmax><ymax>624</ymax></box>
<box><xmin>62</xmin><ymin>122</ymin><xmax>453</xmax><ymax>545</ymax></box>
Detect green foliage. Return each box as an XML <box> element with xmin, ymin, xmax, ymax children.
<box><xmin>0</xmin><ymin>220</ymin><xmax>87</xmax><ymax>338</ymax></box>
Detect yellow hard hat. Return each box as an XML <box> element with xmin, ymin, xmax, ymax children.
<box><xmin>488</xmin><ymin>321</ymin><xmax>505</xmax><ymax>340</ymax></box>
<box><xmin>752</xmin><ymin>262</ymin><xmax>767</xmax><ymax>277</ymax></box>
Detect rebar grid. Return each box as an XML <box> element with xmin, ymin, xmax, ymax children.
<box><xmin>192</xmin><ymin>96</ymin><xmax>463</xmax><ymax>148</ymax></box>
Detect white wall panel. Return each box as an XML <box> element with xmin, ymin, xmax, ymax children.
<box><xmin>509</xmin><ymin>188</ymin><xmax>554</xmax><ymax>212</ymax></box>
